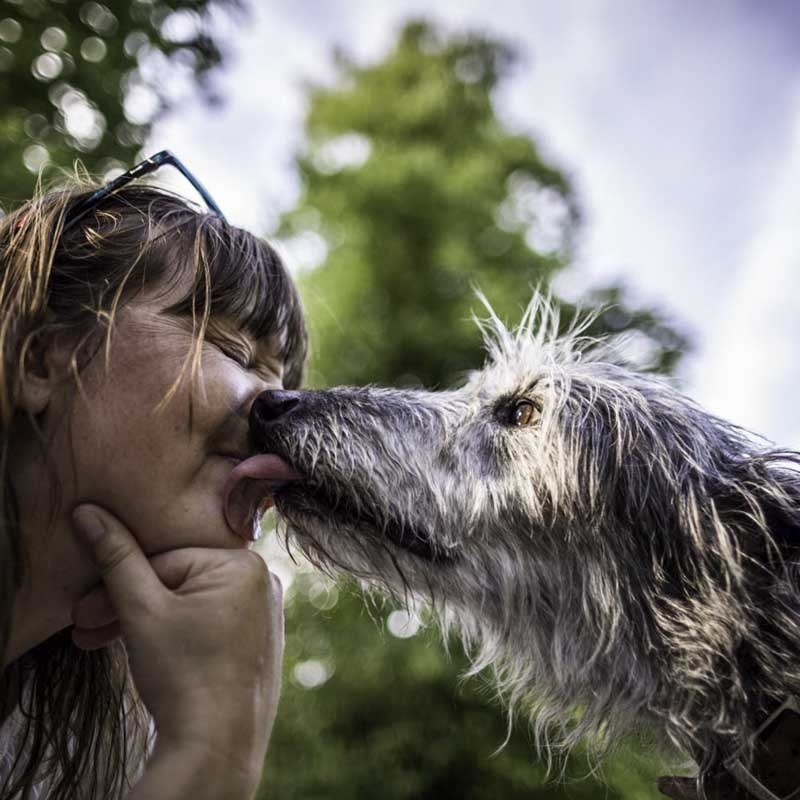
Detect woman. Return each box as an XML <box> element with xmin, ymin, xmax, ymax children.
<box><xmin>0</xmin><ymin>154</ymin><xmax>306</xmax><ymax>798</ymax></box>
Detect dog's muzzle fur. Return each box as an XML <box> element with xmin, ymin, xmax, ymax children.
<box><xmin>249</xmin><ymin>294</ymin><xmax>800</xmax><ymax>782</ymax></box>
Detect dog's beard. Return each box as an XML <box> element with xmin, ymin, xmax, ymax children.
<box><xmin>275</xmin><ymin>479</ymin><xmax>447</xmax><ymax>562</ymax></box>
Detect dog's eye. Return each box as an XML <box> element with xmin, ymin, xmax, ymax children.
<box><xmin>511</xmin><ymin>399</ymin><xmax>540</xmax><ymax>427</ymax></box>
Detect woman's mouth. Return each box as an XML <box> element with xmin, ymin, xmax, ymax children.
<box><xmin>222</xmin><ymin>454</ymin><xmax>302</xmax><ymax>541</ymax></box>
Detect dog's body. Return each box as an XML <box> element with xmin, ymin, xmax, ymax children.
<box><xmin>251</xmin><ymin>296</ymin><xmax>800</xmax><ymax>782</ymax></box>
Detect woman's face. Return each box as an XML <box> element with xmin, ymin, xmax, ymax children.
<box><xmin>50</xmin><ymin>288</ymin><xmax>285</xmax><ymax>556</ymax></box>
<box><xmin>4</xmin><ymin>276</ymin><xmax>294</xmax><ymax>665</ymax></box>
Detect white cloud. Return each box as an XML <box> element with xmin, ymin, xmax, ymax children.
<box><xmin>689</xmin><ymin>85</ymin><xmax>800</xmax><ymax>446</ymax></box>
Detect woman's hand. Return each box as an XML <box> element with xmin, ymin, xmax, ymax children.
<box><xmin>71</xmin><ymin>504</ymin><xmax>284</xmax><ymax>798</ymax></box>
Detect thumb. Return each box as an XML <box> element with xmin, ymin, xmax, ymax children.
<box><xmin>72</xmin><ymin>504</ymin><xmax>164</xmax><ymax>615</ymax></box>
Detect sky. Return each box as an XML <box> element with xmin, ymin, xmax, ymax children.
<box><xmin>150</xmin><ymin>0</ymin><xmax>800</xmax><ymax>447</ymax></box>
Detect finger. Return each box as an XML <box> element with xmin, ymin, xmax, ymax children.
<box><xmin>73</xmin><ymin>550</ymin><xmax>191</xmax><ymax>628</ymax></box>
<box><xmin>146</xmin><ymin>549</ymin><xmax>197</xmax><ymax>590</ymax></box>
<box><xmin>72</xmin><ymin>504</ymin><xmax>164</xmax><ymax>615</ymax></box>
<box><xmin>73</xmin><ymin>546</ymin><xmax>219</xmax><ymax>629</ymax></box>
<box><xmin>72</xmin><ymin>585</ymin><xmax>116</xmax><ymax>629</ymax></box>
<box><xmin>72</xmin><ymin>621</ymin><xmax>122</xmax><ymax>651</ymax></box>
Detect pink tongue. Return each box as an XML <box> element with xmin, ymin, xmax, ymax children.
<box><xmin>224</xmin><ymin>455</ymin><xmax>301</xmax><ymax>541</ymax></box>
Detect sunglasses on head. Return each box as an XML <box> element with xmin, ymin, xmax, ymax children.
<box><xmin>62</xmin><ymin>149</ymin><xmax>227</xmax><ymax>233</ymax></box>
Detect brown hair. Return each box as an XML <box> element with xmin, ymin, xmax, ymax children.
<box><xmin>0</xmin><ymin>176</ymin><xmax>307</xmax><ymax>798</ymax></box>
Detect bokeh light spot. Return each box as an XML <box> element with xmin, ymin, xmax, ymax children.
<box><xmin>22</xmin><ymin>144</ymin><xmax>49</xmax><ymax>173</ymax></box>
<box><xmin>308</xmin><ymin>580</ymin><xmax>339</xmax><ymax>611</ymax></box>
<box><xmin>123</xmin><ymin>83</ymin><xmax>159</xmax><ymax>124</ymax></box>
<box><xmin>160</xmin><ymin>9</ymin><xmax>201</xmax><ymax>44</ymax></box>
<box><xmin>40</xmin><ymin>26</ymin><xmax>67</xmax><ymax>52</ymax></box>
<box><xmin>47</xmin><ymin>81</ymin><xmax>70</xmax><ymax>107</ymax></box>
<box><xmin>292</xmin><ymin>659</ymin><xmax>331</xmax><ymax>689</ymax></box>
<box><xmin>31</xmin><ymin>52</ymin><xmax>63</xmax><ymax>82</ymax></box>
<box><xmin>387</xmin><ymin>609</ymin><xmax>422</xmax><ymax>639</ymax></box>
<box><xmin>0</xmin><ymin>18</ymin><xmax>22</xmax><ymax>44</ymax></box>
<box><xmin>55</xmin><ymin>86</ymin><xmax>106</xmax><ymax>149</ymax></box>
<box><xmin>79</xmin><ymin>2</ymin><xmax>118</xmax><ymax>36</ymax></box>
<box><xmin>123</xmin><ymin>30</ymin><xmax>148</xmax><ymax>58</ymax></box>
<box><xmin>80</xmin><ymin>36</ymin><xmax>107</xmax><ymax>62</ymax></box>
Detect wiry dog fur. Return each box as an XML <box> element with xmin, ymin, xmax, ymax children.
<box><xmin>251</xmin><ymin>294</ymin><xmax>800</xmax><ymax>781</ymax></box>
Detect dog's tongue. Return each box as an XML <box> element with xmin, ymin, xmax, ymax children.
<box><xmin>223</xmin><ymin>455</ymin><xmax>301</xmax><ymax>541</ymax></box>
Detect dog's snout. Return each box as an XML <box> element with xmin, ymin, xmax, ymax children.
<box><xmin>251</xmin><ymin>390</ymin><xmax>302</xmax><ymax>426</ymax></box>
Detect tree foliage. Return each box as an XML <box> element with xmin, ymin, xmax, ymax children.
<box><xmin>0</xmin><ymin>0</ymin><xmax>240</xmax><ymax>207</ymax></box>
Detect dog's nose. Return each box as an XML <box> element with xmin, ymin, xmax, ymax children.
<box><xmin>250</xmin><ymin>390</ymin><xmax>302</xmax><ymax>425</ymax></box>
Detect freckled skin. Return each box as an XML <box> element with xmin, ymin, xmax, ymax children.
<box><xmin>6</xmin><ymin>289</ymin><xmax>284</xmax><ymax>664</ymax></box>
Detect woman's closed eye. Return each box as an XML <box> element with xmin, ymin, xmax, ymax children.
<box><xmin>202</xmin><ymin>320</ymin><xmax>285</xmax><ymax>384</ymax></box>
<box><xmin>212</xmin><ymin>339</ymin><xmax>285</xmax><ymax>387</ymax></box>
<box><xmin>216</xmin><ymin>340</ymin><xmax>253</xmax><ymax>369</ymax></box>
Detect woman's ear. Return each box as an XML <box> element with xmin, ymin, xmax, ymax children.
<box><xmin>17</xmin><ymin>332</ymin><xmax>73</xmax><ymax>416</ymax></box>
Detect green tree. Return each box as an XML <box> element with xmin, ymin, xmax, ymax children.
<box><xmin>0</xmin><ymin>0</ymin><xmax>240</xmax><ymax>206</ymax></box>
<box><xmin>263</xmin><ymin>19</ymin><xmax>688</xmax><ymax>800</ymax></box>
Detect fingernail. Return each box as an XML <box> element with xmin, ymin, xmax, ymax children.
<box><xmin>72</xmin><ymin>507</ymin><xmax>106</xmax><ymax>544</ymax></box>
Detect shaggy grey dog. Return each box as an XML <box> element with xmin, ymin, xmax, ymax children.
<box><xmin>249</xmin><ymin>295</ymin><xmax>800</xmax><ymax>787</ymax></box>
